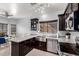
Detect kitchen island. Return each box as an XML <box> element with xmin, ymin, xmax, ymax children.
<box><xmin>11</xmin><ymin>34</ymin><xmax>79</xmax><ymax>56</ymax></box>
<box><xmin>11</xmin><ymin>35</ymin><xmax>47</xmax><ymax>56</ymax></box>
<box><xmin>11</xmin><ymin>35</ymin><xmax>39</xmax><ymax>56</ymax></box>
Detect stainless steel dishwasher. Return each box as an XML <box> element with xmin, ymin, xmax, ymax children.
<box><xmin>47</xmin><ymin>38</ymin><xmax>59</xmax><ymax>54</ymax></box>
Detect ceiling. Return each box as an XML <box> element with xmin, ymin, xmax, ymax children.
<box><xmin>0</xmin><ymin>3</ymin><xmax>68</xmax><ymax>20</ymax></box>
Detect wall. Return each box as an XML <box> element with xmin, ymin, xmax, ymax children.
<box><xmin>15</xmin><ymin>6</ymin><xmax>67</xmax><ymax>37</ymax></box>
<box><xmin>39</xmin><ymin>11</ymin><xmax>64</xmax><ymax>21</ymax></box>
<box><xmin>12</xmin><ymin>10</ymin><xmax>66</xmax><ymax>37</ymax></box>
<box><xmin>0</xmin><ymin>16</ymin><xmax>31</xmax><ymax>37</ymax></box>
<box><xmin>0</xmin><ymin>3</ymin><xmax>68</xmax><ymax>37</ymax></box>
<box><xmin>59</xmin><ymin>31</ymin><xmax>79</xmax><ymax>37</ymax></box>
<box><xmin>59</xmin><ymin>31</ymin><xmax>79</xmax><ymax>43</ymax></box>
<box><xmin>0</xmin><ymin>16</ymin><xmax>17</xmax><ymax>24</ymax></box>
<box><xmin>16</xmin><ymin>17</ymin><xmax>31</xmax><ymax>37</ymax></box>
<box><xmin>16</xmin><ymin>3</ymin><xmax>67</xmax><ymax>36</ymax></box>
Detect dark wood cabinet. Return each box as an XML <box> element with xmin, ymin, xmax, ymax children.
<box><xmin>74</xmin><ymin>10</ymin><xmax>79</xmax><ymax>31</ymax></box>
<box><xmin>31</xmin><ymin>18</ymin><xmax>39</xmax><ymax>31</ymax></box>
<box><xmin>60</xmin><ymin>42</ymin><xmax>77</xmax><ymax>54</ymax></box>
<box><xmin>64</xmin><ymin>3</ymin><xmax>78</xmax><ymax>18</ymax></box>
<box><xmin>58</xmin><ymin>14</ymin><xmax>65</xmax><ymax>31</ymax></box>
<box><xmin>11</xmin><ymin>38</ymin><xmax>37</xmax><ymax>56</ymax></box>
<box><xmin>11</xmin><ymin>37</ymin><xmax>47</xmax><ymax>56</ymax></box>
<box><xmin>11</xmin><ymin>40</ymin><xmax>33</xmax><ymax>56</ymax></box>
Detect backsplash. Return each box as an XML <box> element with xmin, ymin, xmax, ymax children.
<box><xmin>59</xmin><ymin>31</ymin><xmax>79</xmax><ymax>37</ymax></box>
<box><xmin>59</xmin><ymin>31</ymin><xmax>79</xmax><ymax>43</ymax></box>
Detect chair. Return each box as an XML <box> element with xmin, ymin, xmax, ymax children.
<box><xmin>0</xmin><ymin>37</ymin><xmax>6</xmax><ymax>44</ymax></box>
<box><xmin>0</xmin><ymin>37</ymin><xmax>6</xmax><ymax>48</ymax></box>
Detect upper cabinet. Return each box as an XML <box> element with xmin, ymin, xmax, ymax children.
<box><xmin>58</xmin><ymin>14</ymin><xmax>65</xmax><ymax>31</ymax></box>
<box><xmin>31</xmin><ymin>18</ymin><xmax>39</xmax><ymax>31</ymax></box>
<box><xmin>64</xmin><ymin>3</ymin><xmax>78</xmax><ymax>20</ymax></box>
<box><xmin>74</xmin><ymin>10</ymin><xmax>79</xmax><ymax>31</ymax></box>
<box><xmin>71</xmin><ymin>3</ymin><xmax>78</xmax><ymax>12</ymax></box>
<box><xmin>58</xmin><ymin>3</ymin><xmax>79</xmax><ymax>31</ymax></box>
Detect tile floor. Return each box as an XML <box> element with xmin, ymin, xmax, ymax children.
<box><xmin>26</xmin><ymin>48</ymin><xmax>58</xmax><ymax>56</ymax></box>
<box><xmin>0</xmin><ymin>42</ymin><xmax>57</xmax><ymax>56</ymax></box>
<box><xmin>0</xmin><ymin>42</ymin><xmax>76</xmax><ymax>56</ymax></box>
<box><xmin>0</xmin><ymin>42</ymin><xmax>11</xmax><ymax>56</ymax></box>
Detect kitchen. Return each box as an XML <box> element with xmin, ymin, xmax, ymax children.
<box><xmin>0</xmin><ymin>3</ymin><xmax>79</xmax><ymax>56</ymax></box>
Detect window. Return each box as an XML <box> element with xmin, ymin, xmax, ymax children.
<box><xmin>40</xmin><ymin>20</ymin><xmax>57</xmax><ymax>33</ymax></box>
<box><xmin>0</xmin><ymin>23</ymin><xmax>8</xmax><ymax>35</ymax></box>
<box><xmin>40</xmin><ymin>22</ymin><xmax>48</xmax><ymax>32</ymax></box>
<box><xmin>11</xmin><ymin>24</ymin><xmax>16</xmax><ymax>35</ymax></box>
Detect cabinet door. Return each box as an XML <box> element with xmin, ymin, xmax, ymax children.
<box><xmin>31</xmin><ymin>18</ymin><xmax>38</xmax><ymax>31</ymax></box>
<box><xmin>74</xmin><ymin>11</ymin><xmax>79</xmax><ymax>31</ymax></box>
<box><xmin>58</xmin><ymin>14</ymin><xmax>65</xmax><ymax>31</ymax></box>
<box><xmin>60</xmin><ymin>43</ymin><xmax>76</xmax><ymax>54</ymax></box>
<box><xmin>72</xmin><ymin>3</ymin><xmax>78</xmax><ymax>11</ymax></box>
<box><xmin>47</xmin><ymin>39</ymin><xmax>58</xmax><ymax>53</ymax></box>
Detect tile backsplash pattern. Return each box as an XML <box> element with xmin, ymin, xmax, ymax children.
<box><xmin>59</xmin><ymin>31</ymin><xmax>79</xmax><ymax>43</ymax></box>
<box><xmin>59</xmin><ymin>31</ymin><xmax>79</xmax><ymax>37</ymax></box>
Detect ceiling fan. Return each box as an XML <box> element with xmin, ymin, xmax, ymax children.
<box><xmin>4</xmin><ymin>12</ymin><xmax>13</xmax><ymax>17</ymax></box>
<box><xmin>0</xmin><ymin>9</ymin><xmax>13</xmax><ymax>17</ymax></box>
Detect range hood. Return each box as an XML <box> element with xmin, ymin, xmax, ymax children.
<box><xmin>65</xmin><ymin>12</ymin><xmax>74</xmax><ymax>30</ymax></box>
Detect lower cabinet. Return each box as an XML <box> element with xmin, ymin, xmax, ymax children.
<box><xmin>19</xmin><ymin>40</ymin><xmax>33</xmax><ymax>56</ymax></box>
<box><xmin>11</xmin><ymin>42</ymin><xmax>20</xmax><ymax>56</ymax></box>
<box><xmin>11</xmin><ymin>37</ymin><xmax>47</xmax><ymax>56</ymax></box>
<box><xmin>47</xmin><ymin>39</ymin><xmax>59</xmax><ymax>54</ymax></box>
<box><xmin>11</xmin><ymin>38</ymin><xmax>36</xmax><ymax>56</ymax></box>
<box><xmin>11</xmin><ymin>40</ymin><xmax>32</xmax><ymax>56</ymax></box>
<box><xmin>60</xmin><ymin>42</ymin><xmax>77</xmax><ymax>54</ymax></box>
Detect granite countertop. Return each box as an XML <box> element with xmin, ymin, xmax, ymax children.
<box><xmin>46</xmin><ymin>37</ymin><xmax>58</xmax><ymax>40</ymax></box>
<box><xmin>58</xmin><ymin>37</ymin><xmax>76</xmax><ymax>44</ymax></box>
<box><xmin>46</xmin><ymin>36</ymin><xmax>76</xmax><ymax>44</ymax></box>
<box><xmin>11</xmin><ymin>33</ymin><xmax>58</xmax><ymax>43</ymax></box>
<box><xmin>11</xmin><ymin>35</ymin><xmax>39</xmax><ymax>43</ymax></box>
<box><xmin>10</xmin><ymin>32</ymin><xmax>76</xmax><ymax>44</ymax></box>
